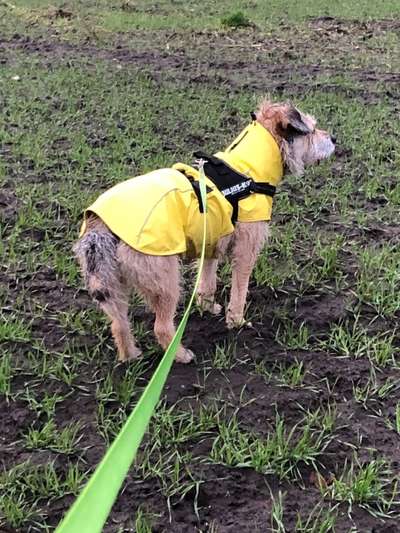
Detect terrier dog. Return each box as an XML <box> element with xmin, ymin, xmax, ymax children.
<box><xmin>74</xmin><ymin>100</ymin><xmax>335</xmax><ymax>363</ymax></box>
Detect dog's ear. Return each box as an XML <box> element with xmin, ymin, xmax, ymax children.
<box><xmin>278</xmin><ymin>105</ymin><xmax>313</xmax><ymax>142</ymax></box>
<box><xmin>287</xmin><ymin>106</ymin><xmax>313</xmax><ymax>134</ymax></box>
<box><xmin>256</xmin><ymin>100</ymin><xmax>314</xmax><ymax>142</ymax></box>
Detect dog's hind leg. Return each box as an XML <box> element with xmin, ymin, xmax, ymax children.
<box><xmin>152</xmin><ymin>291</ymin><xmax>194</xmax><ymax>364</ymax></box>
<box><xmin>99</xmin><ymin>288</ymin><xmax>142</xmax><ymax>362</ymax></box>
<box><xmin>73</xmin><ymin>219</ymin><xmax>141</xmax><ymax>362</ymax></box>
<box><xmin>147</xmin><ymin>257</ymin><xmax>194</xmax><ymax>364</ymax></box>
<box><xmin>197</xmin><ymin>259</ymin><xmax>222</xmax><ymax>315</ymax></box>
<box><xmin>226</xmin><ymin>221</ymin><xmax>268</xmax><ymax>329</ymax></box>
<box><xmin>118</xmin><ymin>246</ymin><xmax>194</xmax><ymax>364</ymax></box>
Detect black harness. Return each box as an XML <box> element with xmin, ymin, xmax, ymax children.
<box><xmin>190</xmin><ymin>150</ymin><xmax>276</xmax><ymax>224</ymax></box>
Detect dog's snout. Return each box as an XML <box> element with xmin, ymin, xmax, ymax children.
<box><xmin>331</xmin><ymin>135</ymin><xmax>337</xmax><ymax>144</ymax></box>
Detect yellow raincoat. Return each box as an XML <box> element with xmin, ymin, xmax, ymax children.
<box><xmin>81</xmin><ymin>120</ymin><xmax>283</xmax><ymax>258</ymax></box>
<box><xmin>81</xmin><ymin>168</ymin><xmax>234</xmax><ymax>258</ymax></box>
<box><xmin>216</xmin><ymin>119</ymin><xmax>283</xmax><ymax>222</ymax></box>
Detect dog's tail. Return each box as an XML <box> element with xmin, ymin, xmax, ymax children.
<box><xmin>73</xmin><ymin>218</ymin><xmax>119</xmax><ymax>303</ymax></box>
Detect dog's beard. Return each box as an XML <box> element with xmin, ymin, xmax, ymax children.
<box><xmin>300</xmin><ymin>136</ymin><xmax>335</xmax><ymax>169</ymax></box>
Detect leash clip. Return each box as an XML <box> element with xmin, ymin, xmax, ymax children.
<box><xmin>194</xmin><ymin>157</ymin><xmax>207</xmax><ymax>170</ymax></box>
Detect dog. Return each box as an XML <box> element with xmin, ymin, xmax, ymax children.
<box><xmin>74</xmin><ymin>100</ymin><xmax>335</xmax><ymax>363</ymax></box>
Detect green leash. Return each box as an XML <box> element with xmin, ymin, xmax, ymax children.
<box><xmin>56</xmin><ymin>163</ymin><xmax>208</xmax><ymax>533</ymax></box>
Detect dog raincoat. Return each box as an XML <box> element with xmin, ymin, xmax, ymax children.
<box><xmin>215</xmin><ymin>119</ymin><xmax>283</xmax><ymax>222</ymax></box>
<box><xmin>81</xmin><ymin>120</ymin><xmax>283</xmax><ymax>258</ymax></box>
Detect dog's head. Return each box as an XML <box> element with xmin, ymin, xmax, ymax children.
<box><xmin>255</xmin><ymin>100</ymin><xmax>335</xmax><ymax>176</ymax></box>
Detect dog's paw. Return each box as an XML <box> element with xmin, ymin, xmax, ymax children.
<box><xmin>226</xmin><ymin>313</ymin><xmax>247</xmax><ymax>329</ymax></box>
<box><xmin>207</xmin><ymin>302</ymin><xmax>222</xmax><ymax>315</ymax></box>
<box><xmin>118</xmin><ymin>346</ymin><xmax>142</xmax><ymax>362</ymax></box>
<box><xmin>175</xmin><ymin>348</ymin><xmax>195</xmax><ymax>364</ymax></box>
<box><xmin>197</xmin><ymin>296</ymin><xmax>222</xmax><ymax>315</ymax></box>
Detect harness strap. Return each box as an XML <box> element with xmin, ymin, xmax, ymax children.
<box><xmin>249</xmin><ymin>181</ymin><xmax>276</xmax><ymax>197</ymax></box>
<box><xmin>193</xmin><ymin>150</ymin><xmax>276</xmax><ymax>224</ymax></box>
<box><xmin>183</xmin><ymin>175</ymin><xmax>212</xmax><ymax>213</ymax></box>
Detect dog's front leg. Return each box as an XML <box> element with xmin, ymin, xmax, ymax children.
<box><xmin>226</xmin><ymin>263</ymin><xmax>254</xmax><ymax>329</ymax></box>
<box><xmin>197</xmin><ymin>259</ymin><xmax>222</xmax><ymax>315</ymax></box>
<box><xmin>226</xmin><ymin>221</ymin><xmax>268</xmax><ymax>329</ymax></box>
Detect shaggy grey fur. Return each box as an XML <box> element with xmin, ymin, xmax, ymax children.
<box><xmin>73</xmin><ymin>230</ymin><xmax>119</xmax><ymax>301</ymax></box>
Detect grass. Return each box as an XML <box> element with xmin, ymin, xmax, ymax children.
<box><xmin>321</xmin><ymin>457</ymin><xmax>398</xmax><ymax>518</ymax></box>
<box><xmin>149</xmin><ymin>402</ymin><xmax>218</xmax><ymax>447</ymax></box>
<box><xmin>0</xmin><ymin>353</ymin><xmax>12</xmax><ymax>397</ymax></box>
<box><xmin>134</xmin><ymin>506</ymin><xmax>154</xmax><ymax>533</ymax></box>
<box><xmin>353</xmin><ymin>367</ymin><xmax>399</xmax><ymax>407</ymax></box>
<box><xmin>209</xmin><ymin>411</ymin><xmax>334</xmax><ymax>480</ymax></box>
<box><xmin>0</xmin><ymin>313</ymin><xmax>32</xmax><ymax>342</ymax></box>
<box><xmin>385</xmin><ymin>403</ymin><xmax>400</xmax><ymax>434</ymax></box>
<box><xmin>0</xmin><ymin>0</ymin><xmax>400</xmax><ymax>530</ymax></box>
<box><xmin>221</xmin><ymin>11</ymin><xmax>252</xmax><ymax>29</ymax></box>
<box><xmin>355</xmin><ymin>246</ymin><xmax>400</xmax><ymax>317</ymax></box>
<box><xmin>3</xmin><ymin>0</ymin><xmax>400</xmax><ymax>35</ymax></box>
<box><xmin>211</xmin><ymin>339</ymin><xmax>238</xmax><ymax>369</ymax></box>
<box><xmin>270</xmin><ymin>492</ymin><xmax>338</xmax><ymax>533</ymax></box>
<box><xmin>95</xmin><ymin>360</ymin><xmax>147</xmax><ymax>406</ymax></box>
<box><xmin>275</xmin><ymin>321</ymin><xmax>312</xmax><ymax>351</ymax></box>
<box><xmin>0</xmin><ymin>461</ymin><xmax>86</xmax><ymax>528</ymax></box>
<box><xmin>134</xmin><ymin>404</ymin><xmax>213</xmax><ymax>516</ymax></box>
<box><xmin>254</xmin><ymin>359</ymin><xmax>308</xmax><ymax>389</ymax></box>
<box><xmin>321</xmin><ymin>319</ymin><xmax>398</xmax><ymax>367</ymax></box>
<box><xmin>24</xmin><ymin>419</ymin><xmax>83</xmax><ymax>454</ymax></box>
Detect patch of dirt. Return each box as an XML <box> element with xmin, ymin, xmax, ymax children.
<box><xmin>296</xmin><ymin>293</ymin><xmax>349</xmax><ymax>327</ymax></box>
<box><xmin>0</xmin><ymin>187</ymin><xmax>20</xmax><ymax>228</ymax></box>
<box><xmin>45</xmin><ymin>7</ymin><xmax>74</xmax><ymax>20</ymax></box>
<box><xmin>309</xmin><ymin>16</ymin><xmax>400</xmax><ymax>34</ymax></box>
<box><xmin>0</xmin><ymin>398</ymin><xmax>34</xmax><ymax>443</ymax></box>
